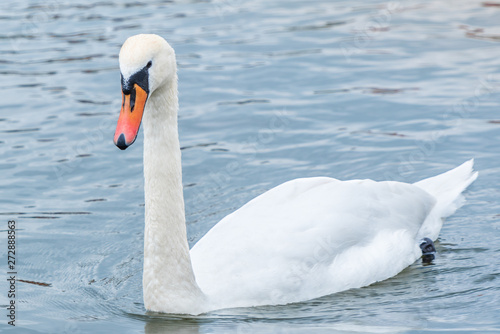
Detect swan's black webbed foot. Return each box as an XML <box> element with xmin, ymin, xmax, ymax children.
<box><xmin>419</xmin><ymin>237</ymin><xmax>436</xmax><ymax>264</ymax></box>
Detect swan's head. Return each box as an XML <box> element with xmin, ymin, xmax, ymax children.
<box><xmin>114</xmin><ymin>34</ymin><xmax>176</xmax><ymax>150</ymax></box>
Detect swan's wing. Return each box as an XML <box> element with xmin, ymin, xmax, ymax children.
<box><xmin>190</xmin><ymin>177</ymin><xmax>436</xmax><ymax>309</ymax></box>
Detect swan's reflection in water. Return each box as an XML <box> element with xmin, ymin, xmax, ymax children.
<box><xmin>140</xmin><ymin>311</ymin><xmax>201</xmax><ymax>334</ymax></box>
<box><xmin>144</xmin><ymin>318</ymin><xmax>200</xmax><ymax>334</ymax></box>
<box><xmin>140</xmin><ymin>310</ymin><xmax>273</xmax><ymax>334</ymax></box>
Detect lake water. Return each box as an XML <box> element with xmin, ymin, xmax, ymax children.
<box><xmin>1</xmin><ymin>0</ymin><xmax>500</xmax><ymax>333</ymax></box>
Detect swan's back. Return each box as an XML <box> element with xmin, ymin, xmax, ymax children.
<box><xmin>191</xmin><ymin>176</ymin><xmax>437</xmax><ymax>309</ymax></box>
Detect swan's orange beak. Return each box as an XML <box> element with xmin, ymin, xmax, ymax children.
<box><xmin>114</xmin><ymin>84</ymin><xmax>148</xmax><ymax>150</ymax></box>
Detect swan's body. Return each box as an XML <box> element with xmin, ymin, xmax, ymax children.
<box><xmin>114</xmin><ymin>34</ymin><xmax>478</xmax><ymax>315</ymax></box>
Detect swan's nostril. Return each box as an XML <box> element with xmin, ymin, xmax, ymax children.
<box><xmin>116</xmin><ymin>133</ymin><xmax>128</xmax><ymax>150</ymax></box>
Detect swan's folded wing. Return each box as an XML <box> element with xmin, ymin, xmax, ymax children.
<box><xmin>190</xmin><ymin>177</ymin><xmax>436</xmax><ymax>309</ymax></box>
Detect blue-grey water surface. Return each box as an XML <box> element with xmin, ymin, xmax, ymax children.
<box><xmin>1</xmin><ymin>0</ymin><xmax>500</xmax><ymax>333</ymax></box>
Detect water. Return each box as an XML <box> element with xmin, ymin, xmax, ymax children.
<box><xmin>1</xmin><ymin>0</ymin><xmax>499</xmax><ymax>332</ymax></box>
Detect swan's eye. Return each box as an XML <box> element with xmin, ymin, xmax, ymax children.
<box><xmin>146</xmin><ymin>61</ymin><xmax>152</xmax><ymax>69</ymax></box>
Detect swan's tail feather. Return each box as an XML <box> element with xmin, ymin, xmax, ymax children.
<box><xmin>413</xmin><ymin>159</ymin><xmax>478</xmax><ymax>240</ymax></box>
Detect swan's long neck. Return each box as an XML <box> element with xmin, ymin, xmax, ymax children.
<box><xmin>142</xmin><ymin>74</ymin><xmax>205</xmax><ymax>314</ymax></box>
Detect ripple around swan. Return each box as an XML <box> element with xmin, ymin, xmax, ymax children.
<box><xmin>1</xmin><ymin>0</ymin><xmax>500</xmax><ymax>333</ymax></box>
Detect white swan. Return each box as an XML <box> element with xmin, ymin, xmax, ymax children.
<box><xmin>113</xmin><ymin>34</ymin><xmax>478</xmax><ymax>315</ymax></box>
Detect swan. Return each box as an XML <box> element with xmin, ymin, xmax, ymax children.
<box><xmin>113</xmin><ymin>34</ymin><xmax>478</xmax><ymax>315</ymax></box>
